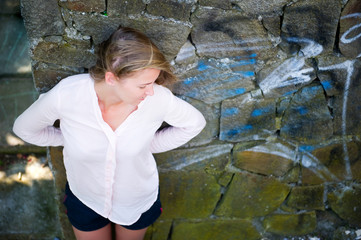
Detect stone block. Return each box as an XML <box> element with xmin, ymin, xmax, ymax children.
<box><xmin>339</xmin><ymin>0</ymin><xmax>361</xmax><ymax>58</ymax></box>
<box><xmin>0</xmin><ymin>77</ymin><xmax>38</xmax><ymax>146</ymax></box>
<box><xmin>172</xmin><ymin>219</ymin><xmax>261</xmax><ymax>240</ymax></box>
<box><xmin>263</xmin><ymin>212</ymin><xmax>317</xmax><ymax>235</ymax></box>
<box><xmin>309</xmin><ymin>141</ymin><xmax>361</xmax><ymax>182</ymax></box>
<box><xmin>280</xmin><ymin>84</ymin><xmax>333</xmax><ymax>143</ymax></box>
<box><xmin>215</xmin><ymin>172</ymin><xmax>290</xmax><ymax>218</ymax></box>
<box><xmin>68</xmin><ymin>11</ymin><xmax>123</xmax><ymax>45</ymax></box>
<box><xmin>174</xmin><ymin>57</ymin><xmax>256</xmax><ymax>104</ymax></box>
<box><xmin>21</xmin><ymin>0</ymin><xmax>65</xmax><ymax>38</ymax></box>
<box><xmin>59</xmin><ymin>0</ymin><xmax>106</xmax><ymax>12</ymax></box>
<box><xmin>122</xmin><ymin>15</ymin><xmax>191</xmax><ymax>60</ymax></box>
<box><xmin>232</xmin><ymin>0</ymin><xmax>287</xmax><ymax>17</ymax></box>
<box><xmin>220</xmin><ymin>93</ymin><xmax>276</xmax><ymax>142</ymax></box>
<box><xmin>107</xmin><ymin>0</ymin><xmax>145</xmax><ymax>16</ymax></box>
<box><xmin>32</xmin><ymin>41</ymin><xmax>96</xmax><ymax>68</ymax></box>
<box><xmin>174</xmin><ymin>40</ymin><xmax>197</xmax><ymax>65</ymax></box>
<box><xmin>146</xmin><ymin>220</ymin><xmax>172</xmax><ymax>240</ymax></box>
<box><xmin>180</xmin><ymin>98</ymin><xmax>220</xmax><ymax>147</ymax></box>
<box><xmin>286</xmin><ymin>185</ymin><xmax>325</xmax><ymax>210</ymax></box>
<box><xmin>233</xmin><ymin>141</ymin><xmax>296</xmax><ymax>177</ymax></box>
<box><xmin>198</xmin><ymin>0</ymin><xmax>232</xmax><ymax>10</ymax></box>
<box><xmin>0</xmin><ymin>15</ymin><xmax>31</xmax><ymax>75</ymax></box>
<box><xmin>159</xmin><ymin>171</ymin><xmax>221</xmax><ymax>219</ymax></box>
<box><xmin>155</xmin><ymin>143</ymin><xmax>233</xmax><ymax>172</ymax></box>
<box><xmin>257</xmin><ymin>55</ymin><xmax>317</xmax><ymax>99</ymax></box>
<box><xmin>318</xmin><ymin>58</ymin><xmax>361</xmax><ymax>136</ymax></box>
<box><xmin>190</xmin><ymin>7</ymin><xmax>276</xmax><ymax>59</ymax></box>
<box><xmin>32</xmin><ymin>63</ymin><xmax>82</xmax><ymax>92</ymax></box>
<box><xmin>147</xmin><ymin>0</ymin><xmax>195</xmax><ymax>21</ymax></box>
<box><xmin>281</xmin><ymin>0</ymin><xmax>341</xmax><ymax>54</ymax></box>
<box><xmin>328</xmin><ymin>183</ymin><xmax>361</xmax><ymax>226</ymax></box>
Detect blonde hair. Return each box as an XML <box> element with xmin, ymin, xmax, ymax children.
<box><xmin>90</xmin><ymin>27</ymin><xmax>177</xmax><ymax>86</ymax></box>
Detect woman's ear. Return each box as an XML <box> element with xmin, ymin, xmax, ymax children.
<box><xmin>104</xmin><ymin>72</ymin><xmax>117</xmax><ymax>85</ymax></box>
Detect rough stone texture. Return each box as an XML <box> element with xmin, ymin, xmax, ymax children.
<box><xmin>328</xmin><ymin>183</ymin><xmax>361</xmax><ymax>227</ymax></box>
<box><xmin>66</xmin><ymin>11</ymin><xmax>122</xmax><ymax>45</ymax></box>
<box><xmin>32</xmin><ymin>64</ymin><xmax>83</xmax><ymax>93</ymax></box>
<box><xmin>263</xmin><ymin>212</ymin><xmax>317</xmax><ymax>235</ymax></box>
<box><xmin>122</xmin><ymin>16</ymin><xmax>191</xmax><ymax>60</ymax></box>
<box><xmin>155</xmin><ymin>143</ymin><xmax>232</xmax><ymax>172</ymax></box>
<box><xmin>159</xmin><ymin>171</ymin><xmax>221</xmax><ymax>219</ymax></box>
<box><xmin>233</xmin><ymin>141</ymin><xmax>296</xmax><ymax>177</ymax></box>
<box><xmin>59</xmin><ymin>0</ymin><xmax>106</xmax><ymax>12</ymax></box>
<box><xmin>318</xmin><ymin>56</ymin><xmax>361</xmax><ymax>136</ymax></box>
<box><xmin>286</xmin><ymin>185</ymin><xmax>325</xmax><ymax>210</ymax></box>
<box><xmin>190</xmin><ymin>7</ymin><xmax>277</xmax><ymax>60</ymax></box>
<box><xmin>21</xmin><ymin>0</ymin><xmax>65</xmax><ymax>38</ymax></box>
<box><xmin>280</xmin><ymin>84</ymin><xmax>333</xmax><ymax>143</ymax></box>
<box><xmin>339</xmin><ymin>0</ymin><xmax>361</xmax><ymax>58</ymax></box>
<box><xmin>32</xmin><ymin>41</ymin><xmax>96</xmax><ymax>68</ymax></box>
<box><xmin>220</xmin><ymin>93</ymin><xmax>276</xmax><ymax>142</ymax></box>
<box><xmin>0</xmin><ymin>15</ymin><xmax>31</xmax><ymax>75</ymax></box>
<box><xmin>172</xmin><ymin>219</ymin><xmax>261</xmax><ymax>240</ymax></box>
<box><xmin>147</xmin><ymin>0</ymin><xmax>195</xmax><ymax>21</ymax></box>
<box><xmin>231</xmin><ymin>0</ymin><xmax>287</xmax><ymax>17</ymax></box>
<box><xmin>107</xmin><ymin>0</ymin><xmax>145</xmax><ymax>16</ymax></box>
<box><xmin>215</xmin><ymin>172</ymin><xmax>290</xmax><ymax>218</ymax></box>
<box><xmin>199</xmin><ymin>0</ymin><xmax>232</xmax><ymax>10</ymax></box>
<box><xmin>306</xmin><ymin>141</ymin><xmax>361</xmax><ymax>182</ymax></box>
<box><xmin>281</xmin><ymin>0</ymin><xmax>341</xmax><ymax>54</ymax></box>
<box><xmin>174</xmin><ymin>57</ymin><xmax>256</xmax><ymax>104</ymax></box>
<box><xmin>180</xmin><ymin>98</ymin><xmax>220</xmax><ymax>147</ymax></box>
<box><xmin>257</xmin><ymin>55</ymin><xmax>317</xmax><ymax>99</ymax></box>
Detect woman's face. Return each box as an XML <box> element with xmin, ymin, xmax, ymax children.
<box><xmin>113</xmin><ymin>68</ymin><xmax>160</xmax><ymax>106</ymax></box>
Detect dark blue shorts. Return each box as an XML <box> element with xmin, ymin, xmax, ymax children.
<box><xmin>63</xmin><ymin>183</ymin><xmax>162</xmax><ymax>231</ymax></box>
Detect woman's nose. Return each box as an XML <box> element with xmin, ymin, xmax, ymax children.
<box><xmin>145</xmin><ymin>84</ymin><xmax>154</xmax><ymax>96</ymax></box>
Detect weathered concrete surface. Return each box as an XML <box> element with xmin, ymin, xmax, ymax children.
<box><xmin>0</xmin><ymin>154</ymin><xmax>61</xmax><ymax>239</ymax></box>
<box><xmin>0</xmin><ymin>78</ymin><xmax>38</xmax><ymax>146</ymax></box>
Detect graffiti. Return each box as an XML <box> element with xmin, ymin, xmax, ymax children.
<box><xmin>196</xmin><ymin>38</ymin><xmax>272</xmax><ymax>56</ymax></box>
<box><xmin>319</xmin><ymin>60</ymin><xmax>356</xmax><ymax>180</ymax></box>
<box><xmin>177</xmin><ymin>55</ymin><xmax>257</xmax><ymax>104</ymax></box>
<box><xmin>259</xmin><ymin>38</ymin><xmax>322</xmax><ymax>97</ymax></box>
<box><xmin>340</xmin><ymin>13</ymin><xmax>361</xmax><ymax>44</ymax></box>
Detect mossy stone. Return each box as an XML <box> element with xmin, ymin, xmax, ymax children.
<box><xmin>159</xmin><ymin>171</ymin><xmax>221</xmax><ymax>219</ymax></box>
<box><xmin>328</xmin><ymin>183</ymin><xmax>361</xmax><ymax>226</ymax></box>
<box><xmin>215</xmin><ymin>172</ymin><xmax>290</xmax><ymax>218</ymax></box>
<box><xmin>172</xmin><ymin>219</ymin><xmax>261</xmax><ymax>240</ymax></box>
<box><xmin>263</xmin><ymin>212</ymin><xmax>317</xmax><ymax>235</ymax></box>
<box><xmin>286</xmin><ymin>185</ymin><xmax>325</xmax><ymax>210</ymax></box>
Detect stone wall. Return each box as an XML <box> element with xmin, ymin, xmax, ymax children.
<box><xmin>20</xmin><ymin>0</ymin><xmax>361</xmax><ymax>239</ymax></box>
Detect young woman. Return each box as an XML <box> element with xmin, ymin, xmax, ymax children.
<box><xmin>13</xmin><ymin>27</ymin><xmax>206</xmax><ymax>240</ymax></box>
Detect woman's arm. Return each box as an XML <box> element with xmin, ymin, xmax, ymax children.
<box><xmin>13</xmin><ymin>86</ymin><xmax>64</xmax><ymax>147</ymax></box>
<box><xmin>150</xmin><ymin>92</ymin><xmax>206</xmax><ymax>153</ymax></box>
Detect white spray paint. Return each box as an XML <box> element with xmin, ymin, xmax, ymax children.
<box><xmin>340</xmin><ymin>13</ymin><xmax>361</xmax><ymax>44</ymax></box>
<box><xmin>259</xmin><ymin>38</ymin><xmax>323</xmax><ymax>95</ymax></box>
<box><xmin>319</xmin><ymin>60</ymin><xmax>355</xmax><ymax>180</ymax></box>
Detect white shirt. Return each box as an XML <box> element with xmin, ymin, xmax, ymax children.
<box><xmin>13</xmin><ymin>74</ymin><xmax>206</xmax><ymax>225</ymax></box>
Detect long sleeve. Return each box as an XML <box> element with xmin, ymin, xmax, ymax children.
<box><xmin>150</xmin><ymin>92</ymin><xmax>206</xmax><ymax>154</ymax></box>
<box><xmin>13</xmin><ymin>86</ymin><xmax>64</xmax><ymax>147</ymax></box>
